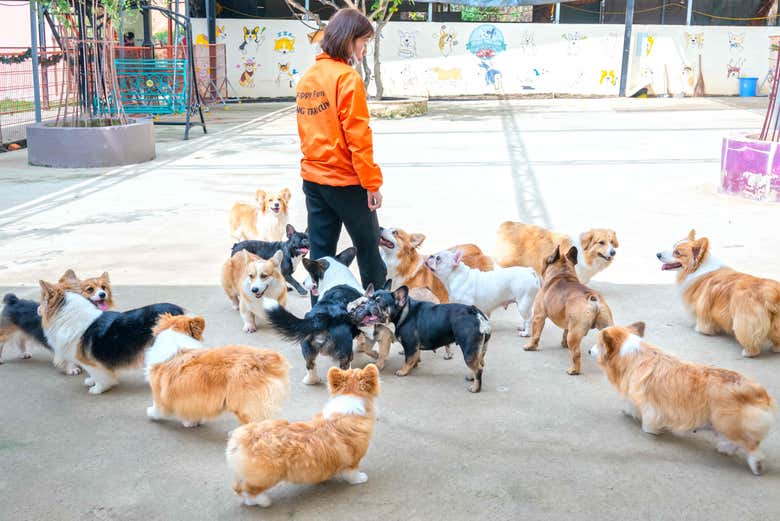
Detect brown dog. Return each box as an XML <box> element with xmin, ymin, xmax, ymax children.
<box><xmin>495</xmin><ymin>221</ymin><xmax>618</xmax><ymax>284</ymax></box>
<box><xmin>229</xmin><ymin>188</ymin><xmax>291</xmax><ymax>242</ymax></box>
<box><xmin>523</xmin><ymin>245</ymin><xmax>614</xmax><ymax>375</ymax></box>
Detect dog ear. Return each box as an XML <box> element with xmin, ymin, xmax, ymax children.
<box><xmin>365</xmin><ymin>283</ymin><xmax>375</xmax><ymax>297</ymax></box>
<box><xmin>100</xmin><ymin>272</ymin><xmax>110</xmax><ymax>283</ymax></box>
<box><xmin>255</xmin><ymin>189</ymin><xmax>267</xmax><ymax>203</ymax></box>
<box><xmin>687</xmin><ymin>229</ymin><xmax>696</xmax><ymax>241</ymax></box>
<box><xmin>580</xmin><ymin>231</ymin><xmax>594</xmax><ymax>251</ymax></box>
<box><xmin>599</xmin><ymin>327</ymin><xmax>619</xmax><ymax>355</ymax></box>
<box><xmin>409</xmin><ymin>233</ymin><xmax>426</xmax><ymax>248</ymax></box>
<box><xmin>359</xmin><ymin>364</ymin><xmax>380</xmax><ymax>396</ymax></box>
<box><xmin>286</xmin><ymin>224</ymin><xmax>296</xmax><ymax>238</ymax></box>
<box><xmin>545</xmin><ymin>246</ymin><xmax>561</xmax><ymax>267</ymax></box>
<box><xmin>383</xmin><ymin>279</ymin><xmax>393</xmax><ymax>291</ymax></box>
<box><xmin>394</xmin><ymin>286</ymin><xmax>409</xmax><ymax>308</ymax></box>
<box><xmin>303</xmin><ymin>258</ymin><xmax>327</xmax><ymax>280</ymax></box>
<box><xmin>58</xmin><ymin>269</ymin><xmax>78</xmax><ymax>284</ymax></box>
<box><xmin>271</xmin><ymin>250</ymin><xmax>284</xmax><ymax>266</ymax></box>
<box><xmin>609</xmin><ymin>230</ymin><xmax>619</xmax><ymax>248</ymax></box>
<box><xmin>280</xmin><ymin>188</ymin><xmax>292</xmax><ymax>203</ymax></box>
<box><xmin>566</xmin><ymin>246</ymin><xmax>579</xmax><ymax>266</ymax></box>
<box><xmin>189</xmin><ymin>317</ymin><xmax>206</xmax><ymax>340</ymax></box>
<box><xmin>335</xmin><ymin>247</ymin><xmax>357</xmax><ymax>267</ymax></box>
<box><xmin>327</xmin><ymin>366</ymin><xmax>348</xmax><ymax>394</ymax></box>
<box><xmin>691</xmin><ymin>237</ymin><xmax>708</xmax><ymax>269</ymax></box>
<box><xmin>452</xmin><ymin>250</ymin><xmax>463</xmax><ymax>266</ymax></box>
<box><xmin>39</xmin><ymin>280</ymin><xmax>58</xmax><ymax>299</ymax></box>
<box><xmin>627</xmin><ymin>321</ymin><xmax>645</xmax><ymax>338</ymax></box>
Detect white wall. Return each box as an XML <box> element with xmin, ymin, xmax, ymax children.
<box><xmin>190</xmin><ymin>18</ymin><xmax>780</xmax><ymax>98</ymax></box>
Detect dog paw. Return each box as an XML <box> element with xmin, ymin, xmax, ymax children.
<box><xmin>716</xmin><ymin>440</ymin><xmax>739</xmax><ymax>456</ymax></box>
<box><xmin>749</xmin><ymin>454</ymin><xmax>764</xmax><ymax>476</ymax></box>
<box><xmin>88</xmin><ymin>384</ymin><xmax>109</xmax><ymax>395</ymax></box>
<box><xmin>181</xmin><ymin>420</ymin><xmax>201</xmax><ymax>428</ymax></box>
<box><xmin>523</xmin><ymin>344</ymin><xmax>538</xmax><ymax>351</ymax></box>
<box><xmin>242</xmin><ymin>492</ymin><xmax>271</xmax><ymax>507</ymax></box>
<box><xmin>394</xmin><ymin>370</ymin><xmax>408</xmax><ymax>377</ymax></box>
<box><xmin>566</xmin><ymin>368</ymin><xmax>580</xmax><ymax>376</ymax></box>
<box><xmin>147</xmin><ymin>406</ymin><xmax>162</xmax><ymax>421</ymax></box>
<box><xmin>345</xmin><ymin>471</ymin><xmax>368</xmax><ymax>485</ymax></box>
<box><xmin>297</xmin><ymin>289</ymin><xmax>308</xmax><ymax>296</ymax></box>
<box><xmin>66</xmin><ymin>364</ymin><xmax>82</xmax><ymax>376</ymax></box>
<box><xmin>516</xmin><ymin>328</ymin><xmax>531</xmax><ymax>338</ymax></box>
<box><xmin>302</xmin><ymin>373</ymin><xmax>322</xmax><ymax>385</ymax></box>
<box><xmin>741</xmin><ymin>349</ymin><xmax>759</xmax><ymax>358</ymax></box>
<box><xmin>243</xmin><ymin>323</ymin><xmax>257</xmax><ymax>333</ymax></box>
<box><xmin>231</xmin><ymin>304</ymin><xmax>239</xmax><ymax>311</ymax></box>
<box><xmin>19</xmin><ymin>352</ymin><xmax>32</xmax><ymax>360</ymax></box>
<box><xmin>84</xmin><ymin>377</ymin><xmax>95</xmax><ymax>387</ymax></box>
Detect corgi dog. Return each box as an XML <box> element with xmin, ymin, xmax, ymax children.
<box><xmin>226</xmin><ymin>364</ymin><xmax>379</xmax><ymax>507</ymax></box>
<box><xmin>494</xmin><ymin>221</ymin><xmax>619</xmax><ymax>284</ymax></box>
<box><xmin>657</xmin><ymin>229</ymin><xmax>780</xmax><ymax>357</ymax></box>
<box><xmin>38</xmin><ymin>280</ymin><xmax>184</xmax><ymax>394</ymax></box>
<box><xmin>146</xmin><ymin>314</ymin><xmax>289</xmax><ymax>428</ymax></box>
<box><xmin>378</xmin><ymin>227</ymin><xmax>492</xmax><ymax>303</ymax></box>
<box><xmin>229</xmin><ymin>188</ymin><xmax>291</xmax><ymax>242</ymax></box>
<box><xmin>589</xmin><ymin>323</ymin><xmax>776</xmax><ymax>475</ymax></box>
<box><xmin>221</xmin><ymin>250</ymin><xmax>287</xmax><ymax>333</ymax></box>
<box><xmin>523</xmin><ymin>245</ymin><xmax>614</xmax><ymax>375</ymax></box>
<box><xmin>0</xmin><ymin>269</ymin><xmax>114</xmax><ymax>375</ymax></box>
<box><xmin>426</xmin><ymin>249</ymin><xmax>540</xmax><ymax>336</ymax></box>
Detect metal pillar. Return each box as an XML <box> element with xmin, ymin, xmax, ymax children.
<box><xmin>206</xmin><ymin>0</ymin><xmax>216</xmax><ymax>44</ymax></box>
<box><xmin>29</xmin><ymin>0</ymin><xmax>42</xmax><ymax>122</ymax></box>
<box><xmin>554</xmin><ymin>3</ymin><xmax>560</xmax><ymax>23</ymax></box>
<box><xmin>38</xmin><ymin>1</ymin><xmax>50</xmax><ymax>110</ymax></box>
<box><xmin>428</xmin><ymin>2</ymin><xmax>433</xmax><ymax>22</ymax></box>
<box><xmin>142</xmin><ymin>0</ymin><xmax>153</xmax><ymax>47</ymax></box>
<box><xmin>686</xmin><ymin>0</ymin><xmax>693</xmax><ymax>25</ymax></box>
<box><xmin>619</xmin><ymin>0</ymin><xmax>635</xmax><ymax>97</ymax></box>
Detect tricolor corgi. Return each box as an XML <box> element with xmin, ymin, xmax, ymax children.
<box><xmin>145</xmin><ymin>314</ymin><xmax>289</xmax><ymax>428</ymax></box>
<box><xmin>38</xmin><ymin>280</ymin><xmax>184</xmax><ymax>394</ymax></box>
<box><xmin>657</xmin><ymin>229</ymin><xmax>780</xmax><ymax>357</ymax></box>
<box><xmin>589</xmin><ymin>323</ymin><xmax>776</xmax><ymax>475</ymax></box>
<box><xmin>226</xmin><ymin>364</ymin><xmax>379</xmax><ymax>507</ymax></box>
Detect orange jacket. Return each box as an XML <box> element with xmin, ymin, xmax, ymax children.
<box><xmin>296</xmin><ymin>53</ymin><xmax>383</xmax><ymax>192</ymax></box>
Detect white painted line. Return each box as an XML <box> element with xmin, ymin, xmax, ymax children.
<box><xmin>0</xmin><ymin>104</ymin><xmax>295</xmax><ymax>219</ymax></box>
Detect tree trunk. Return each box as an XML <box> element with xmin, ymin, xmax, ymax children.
<box><xmin>373</xmin><ymin>21</ymin><xmax>386</xmax><ymax>100</ymax></box>
<box><xmin>362</xmin><ymin>56</ymin><xmax>371</xmax><ymax>91</ymax></box>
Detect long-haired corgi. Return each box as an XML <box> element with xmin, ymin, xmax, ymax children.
<box><xmin>523</xmin><ymin>245</ymin><xmax>613</xmax><ymax>375</ymax></box>
<box><xmin>38</xmin><ymin>280</ymin><xmax>184</xmax><ymax>394</ymax></box>
<box><xmin>226</xmin><ymin>364</ymin><xmax>379</xmax><ymax>507</ymax></box>
<box><xmin>589</xmin><ymin>323</ymin><xmax>776</xmax><ymax>475</ymax></box>
<box><xmin>229</xmin><ymin>188</ymin><xmax>291</xmax><ymax>242</ymax></box>
<box><xmin>495</xmin><ymin>221</ymin><xmax>619</xmax><ymax>284</ymax></box>
<box><xmin>657</xmin><ymin>229</ymin><xmax>780</xmax><ymax>357</ymax></box>
<box><xmin>221</xmin><ymin>250</ymin><xmax>287</xmax><ymax>333</ymax></box>
<box><xmin>145</xmin><ymin>314</ymin><xmax>289</xmax><ymax>427</ymax></box>
<box><xmin>0</xmin><ymin>270</ymin><xmax>114</xmax><ymax>375</ymax></box>
<box><xmin>378</xmin><ymin>227</ymin><xmax>493</xmax><ymax>303</ymax></box>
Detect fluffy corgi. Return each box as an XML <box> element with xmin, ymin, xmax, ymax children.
<box><xmin>589</xmin><ymin>323</ymin><xmax>776</xmax><ymax>475</ymax></box>
<box><xmin>226</xmin><ymin>364</ymin><xmax>379</xmax><ymax>507</ymax></box>
<box><xmin>494</xmin><ymin>221</ymin><xmax>619</xmax><ymax>284</ymax></box>
<box><xmin>378</xmin><ymin>227</ymin><xmax>493</xmax><ymax>303</ymax></box>
<box><xmin>146</xmin><ymin>314</ymin><xmax>289</xmax><ymax>427</ymax></box>
<box><xmin>524</xmin><ymin>245</ymin><xmax>614</xmax><ymax>375</ymax></box>
<box><xmin>657</xmin><ymin>230</ymin><xmax>780</xmax><ymax>357</ymax></box>
<box><xmin>229</xmin><ymin>188</ymin><xmax>291</xmax><ymax>242</ymax></box>
<box><xmin>426</xmin><ymin>249</ymin><xmax>540</xmax><ymax>336</ymax></box>
<box><xmin>221</xmin><ymin>250</ymin><xmax>287</xmax><ymax>333</ymax></box>
<box><xmin>38</xmin><ymin>280</ymin><xmax>184</xmax><ymax>394</ymax></box>
<box><xmin>0</xmin><ymin>269</ymin><xmax>114</xmax><ymax>375</ymax></box>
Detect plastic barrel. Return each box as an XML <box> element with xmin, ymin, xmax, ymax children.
<box><xmin>739</xmin><ymin>77</ymin><xmax>758</xmax><ymax>97</ymax></box>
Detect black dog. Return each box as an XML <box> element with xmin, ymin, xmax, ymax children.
<box><xmin>0</xmin><ymin>294</ymin><xmax>51</xmax><ymax>359</ymax></box>
<box><xmin>231</xmin><ymin>224</ymin><xmax>310</xmax><ymax>295</ymax></box>
<box><xmin>351</xmin><ymin>285</ymin><xmax>492</xmax><ymax>392</ymax></box>
<box><xmin>264</xmin><ymin>284</ymin><xmax>363</xmax><ymax>385</ymax></box>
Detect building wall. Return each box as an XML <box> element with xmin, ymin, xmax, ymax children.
<box><xmin>190</xmin><ymin>18</ymin><xmax>780</xmax><ymax>98</ymax></box>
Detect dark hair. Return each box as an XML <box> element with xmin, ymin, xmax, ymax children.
<box><xmin>126</xmin><ymin>32</ymin><xmax>134</xmax><ymax>39</ymax></box>
<box><xmin>321</xmin><ymin>9</ymin><xmax>374</xmax><ymax>62</ymax></box>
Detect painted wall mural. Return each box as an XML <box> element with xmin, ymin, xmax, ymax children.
<box><xmin>190</xmin><ymin>20</ymin><xmax>780</xmax><ymax>99</ymax></box>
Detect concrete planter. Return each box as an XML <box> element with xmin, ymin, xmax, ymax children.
<box><xmin>27</xmin><ymin>118</ymin><xmax>155</xmax><ymax>168</ymax></box>
<box><xmin>368</xmin><ymin>97</ymin><xmax>428</xmax><ymax>119</ymax></box>
<box><xmin>720</xmin><ymin>134</ymin><xmax>780</xmax><ymax>202</ymax></box>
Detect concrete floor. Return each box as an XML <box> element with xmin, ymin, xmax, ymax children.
<box><xmin>1</xmin><ymin>97</ymin><xmax>780</xmax><ymax>520</ymax></box>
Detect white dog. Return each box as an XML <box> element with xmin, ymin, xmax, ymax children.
<box><xmin>426</xmin><ymin>249</ymin><xmax>541</xmax><ymax>336</ymax></box>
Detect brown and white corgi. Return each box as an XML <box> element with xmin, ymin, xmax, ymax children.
<box><xmin>226</xmin><ymin>364</ymin><xmax>379</xmax><ymax>507</ymax></box>
<box><xmin>378</xmin><ymin>227</ymin><xmax>493</xmax><ymax>303</ymax></box>
<box><xmin>222</xmin><ymin>250</ymin><xmax>287</xmax><ymax>333</ymax></box>
<box><xmin>589</xmin><ymin>322</ymin><xmax>776</xmax><ymax>475</ymax></box>
<box><xmin>145</xmin><ymin>314</ymin><xmax>289</xmax><ymax>428</ymax></box>
<box><xmin>229</xmin><ymin>188</ymin><xmax>291</xmax><ymax>242</ymax></box>
<box><xmin>657</xmin><ymin>229</ymin><xmax>780</xmax><ymax>357</ymax></box>
<box><xmin>0</xmin><ymin>270</ymin><xmax>114</xmax><ymax>375</ymax></box>
<box><xmin>495</xmin><ymin>221</ymin><xmax>618</xmax><ymax>284</ymax></box>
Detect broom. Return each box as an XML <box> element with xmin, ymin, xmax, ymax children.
<box><xmin>693</xmin><ymin>54</ymin><xmax>706</xmax><ymax>97</ymax></box>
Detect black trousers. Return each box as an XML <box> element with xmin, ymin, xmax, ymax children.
<box><xmin>302</xmin><ymin>180</ymin><xmax>387</xmax><ymax>303</ymax></box>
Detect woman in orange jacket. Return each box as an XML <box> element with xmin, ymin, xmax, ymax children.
<box><xmin>296</xmin><ymin>8</ymin><xmax>386</xmax><ymax>301</ymax></box>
